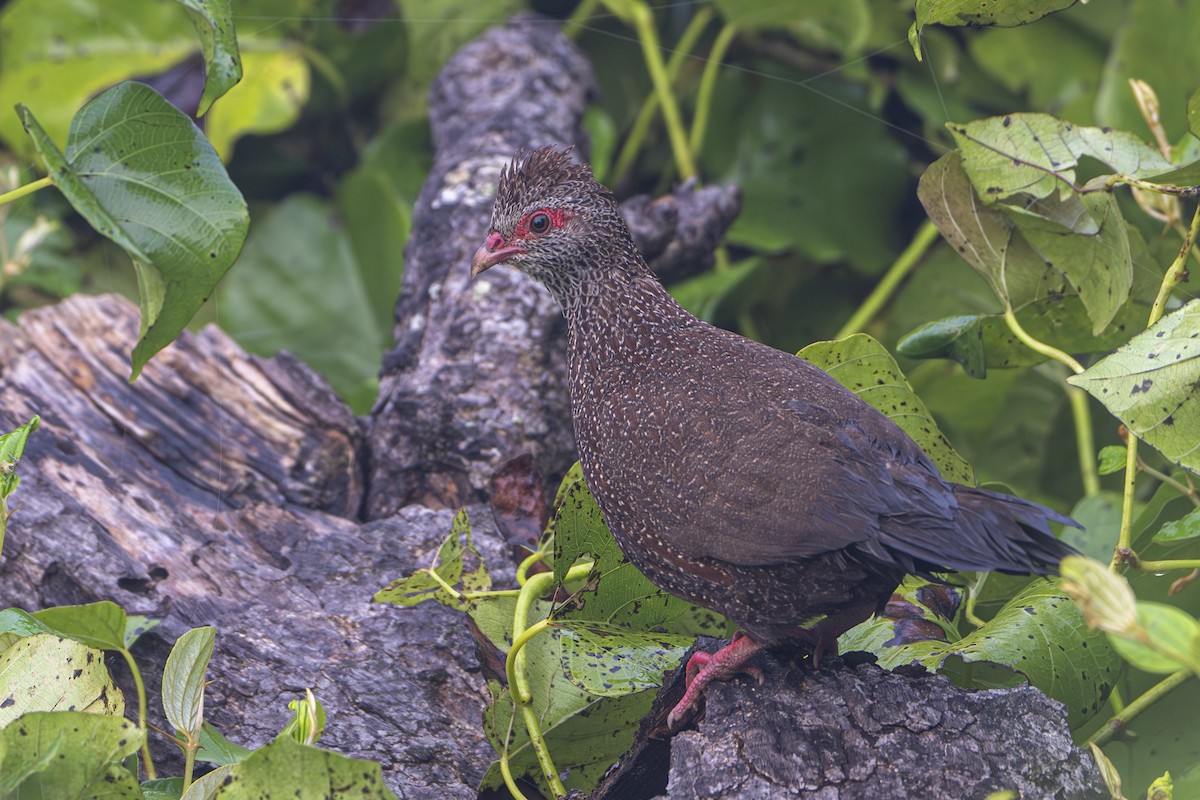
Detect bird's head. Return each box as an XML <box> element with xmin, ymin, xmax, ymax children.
<box><xmin>471</xmin><ymin>146</ymin><xmax>641</xmax><ymax>306</ymax></box>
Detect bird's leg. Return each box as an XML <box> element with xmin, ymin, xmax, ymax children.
<box><xmin>668</xmin><ymin>632</ymin><xmax>765</xmax><ymax>731</ymax></box>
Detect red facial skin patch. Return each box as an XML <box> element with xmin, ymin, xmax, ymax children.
<box><xmin>512</xmin><ymin>208</ymin><xmax>572</xmax><ymax>242</ymax></box>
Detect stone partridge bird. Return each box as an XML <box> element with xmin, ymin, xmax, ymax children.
<box><xmin>472</xmin><ymin>147</ymin><xmax>1077</xmax><ymax>730</ymax></box>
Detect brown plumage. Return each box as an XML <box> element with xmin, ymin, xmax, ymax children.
<box><xmin>472</xmin><ymin>147</ymin><xmax>1077</xmax><ymax>729</ymax></box>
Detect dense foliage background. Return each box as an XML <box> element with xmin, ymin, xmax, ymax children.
<box><xmin>2</xmin><ymin>1</ymin><xmax>1200</xmax><ymax>798</ymax></box>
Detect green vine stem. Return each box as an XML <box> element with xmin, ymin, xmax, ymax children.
<box><xmin>611</xmin><ymin>7</ymin><xmax>711</xmax><ymax>185</ymax></box>
<box><xmin>501</xmin><ymin>561</ymin><xmax>594</xmax><ymax>799</ymax></box>
<box><xmin>1134</xmin><ymin>557</ymin><xmax>1200</xmax><ymax>572</ymax></box>
<box><xmin>1137</xmin><ymin>461</ymin><xmax>1199</xmax><ymax>507</ymax></box>
<box><xmin>0</xmin><ymin>176</ymin><xmax>53</xmax><ymax>206</ymax></box>
<box><xmin>834</xmin><ymin>219</ymin><xmax>940</xmax><ymax>340</ymax></box>
<box><xmin>1001</xmin><ymin>305</ymin><xmax>1085</xmax><ymax>374</ymax></box>
<box><xmin>1067</xmin><ymin>381</ymin><xmax>1102</xmax><ymax>498</ymax></box>
<box><xmin>1150</xmin><ymin>201</ymin><xmax>1200</xmax><ymax>326</ymax></box>
<box><xmin>627</xmin><ymin>1</ymin><xmax>697</xmax><ymax>179</ymax></box>
<box><xmin>1000</xmin><ymin>305</ymin><xmax>1102</xmax><ymax>498</ymax></box>
<box><xmin>1086</xmin><ymin>668</ymin><xmax>1194</xmax><ymax>747</ymax></box>
<box><xmin>688</xmin><ymin>22</ymin><xmax>737</xmax><ymax>156</ymax></box>
<box><xmin>506</xmin><ymin>617</ymin><xmax>563</xmax><ymax>798</ymax></box>
<box><xmin>1112</xmin><ymin>436</ymin><xmax>1139</xmax><ymax>572</ymax></box>
<box><xmin>562</xmin><ymin>0</ymin><xmax>600</xmax><ymax>39</ymax></box>
<box><xmin>118</xmin><ymin>647</ymin><xmax>156</xmax><ymax>779</ymax></box>
<box><xmin>182</xmin><ymin>735</ymin><xmax>198</xmax><ymax>793</ymax></box>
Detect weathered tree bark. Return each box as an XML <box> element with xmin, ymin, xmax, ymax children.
<box><xmin>591</xmin><ymin>644</ymin><xmax>1106</xmax><ymax>800</ymax></box>
<box><xmin>0</xmin><ymin>14</ymin><xmax>1101</xmax><ymax>800</ymax></box>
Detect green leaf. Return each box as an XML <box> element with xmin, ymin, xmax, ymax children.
<box><xmin>838</xmin><ymin>575</ymin><xmax>963</xmax><ymax>655</ymax></box>
<box><xmin>714</xmin><ymin>0</ymin><xmax>870</xmax><ymax>56</ymax></box>
<box><xmin>162</xmin><ymin>626</ymin><xmax>215</xmax><ymax>737</ymax></box>
<box><xmin>917</xmin><ymin>151</ymin><xmax>1056</xmax><ymax>307</ymax></box>
<box><xmin>947</xmin><ymin>113</ymin><xmax>1172</xmax><ymax>202</ymax></box>
<box><xmin>554</xmin><ymin>621</ymin><xmax>692</xmax><ymax>697</ymax></box>
<box><xmin>1061</xmin><ymin>492</ymin><xmax>1125</xmax><ymax>563</ymax></box>
<box><xmin>0</xmin><ymin>608</ymin><xmax>51</xmax><ymax>640</ymax></box>
<box><xmin>1007</xmin><ymin>192</ymin><xmax>1131</xmax><ymax>334</ymax></box>
<box><xmin>33</xmin><ymin>600</ymin><xmax>128</xmax><ymax>651</ymax></box>
<box><xmin>0</xmin><ymin>634</ymin><xmax>125</xmax><ymax>727</ymax></box>
<box><xmin>701</xmin><ymin>64</ymin><xmax>909</xmax><ymax>271</ymax></box>
<box><xmin>968</xmin><ymin>17</ymin><xmax>1105</xmax><ymax>126</ymax></box>
<box><xmin>798</xmin><ymin>333</ymin><xmax>976</xmax><ymax>484</ymax></box>
<box><xmin>897</xmin><ymin>293</ymin><xmax>1152</xmax><ymax>376</ymax></box>
<box><xmin>209</xmin><ymin>734</ymin><xmax>398</xmax><ymax>799</ymax></box>
<box><xmin>18</xmin><ymin>82</ymin><xmax>249</xmax><ymax>378</ymax></box>
<box><xmin>374</xmin><ymin>509</ymin><xmax>490</xmax><ymax>610</ymax></box>
<box><xmin>215</xmin><ymin>195</ymin><xmax>386</xmax><ymax>414</ymax></box>
<box><xmin>1154</xmin><ymin>507</ymin><xmax>1200</xmax><ymax>544</ymax></box>
<box><xmin>0</xmin><ymin>416</ymin><xmax>39</xmax><ymax>558</ymax></box>
<box><xmin>0</xmin><ymin>712</ymin><xmax>144</xmax><ymax>798</ymax></box>
<box><xmin>915</xmin><ymin>0</ymin><xmax>1078</xmax><ymax>32</ymax></box>
<box><xmin>1108</xmin><ymin>602</ymin><xmax>1200</xmax><ymax>674</ymax></box>
<box><xmin>481</xmin><ymin>668</ymin><xmax>657</xmax><ymax>799</ymax></box>
<box><xmin>174</xmin><ymin>0</ymin><xmax>242</xmax><ymax>116</ymax></box>
<box><xmin>1067</xmin><ymin>300</ymin><xmax>1200</xmax><ymax>474</ymax></box>
<box><xmin>181</xmin><ymin>765</ymin><xmax>233</xmax><ymax>799</ymax></box>
<box><xmin>1097</xmin><ymin>446</ymin><xmax>1128</xmax><ymax>476</ymax></box>
<box><xmin>281</xmin><ymin>689</ymin><xmax>326</xmax><ymax>746</ymax></box>
<box><xmin>141</xmin><ymin>777</ymin><xmax>184</xmax><ymax>800</ymax></box>
<box><xmin>896</xmin><ymin>315</ymin><xmax>987</xmax><ymax>378</ymax></box>
<box><xmin>1191</xmin><ymin>88</ymin><xmax>1200</xmax><ymax>140</ymax></box>
<box><xmin>1095</xmin><ymin>0</ymin><xmax>1200</xmax><ymax>142</ymax></box>
<box><xmin>0</xmin><ymin>0</ymin><xmax>196</xmax><ymax>159</ymax></box>
<box><xmin>125</xmin><ymin>615</ymin><xmax>161</xmax><ymax>649</ymax></box>
<box><xmin>336</xmin><ymin>169</ymin><xmax>410</xmax><ymax>334</ymax></box>
<box><xmin>0</xmin><ymin>416</ymin><xmax>39</xmax><ymax>499</ymax></box>
<box><xmin>669</xmin><ymin>258</ymin><xmax>763</xmax><ymax>322</ymax></box>
<box><xmin>853</xmin><ymin>579</ymin><xmax>1119</xmax><ymax>727</ymax></box>
<box><xmin>196</xmin><ymin>722</ymin><xmax>251</xmax><ymax>767</ymax></box>
<box><xmin>204</xmin><ymin>49</ymin><xmax>309</xmax><ymax>160</ymax></box>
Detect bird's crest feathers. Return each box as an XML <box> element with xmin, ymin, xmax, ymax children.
<box><xmin>494</xmin><ymin>146</ymin><xmax>611</xmax><ymax>219</ymax></box>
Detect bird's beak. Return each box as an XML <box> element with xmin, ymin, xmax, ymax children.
<box><xmin>471</xmin><ymin>245</ymin><xmax>524</xmax><ymax>277</ymax></box>
<box><xmin>471</xmin><ymin>232</ymin><xmax>525</xmax><ymax>277</ymax></box>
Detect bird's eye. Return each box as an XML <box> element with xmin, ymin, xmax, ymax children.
<box><xmin>529</xmin><ymin>213</ymin><xmax>552</xmax><ymax>235</ymax></box>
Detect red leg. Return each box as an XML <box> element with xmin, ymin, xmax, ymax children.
<box><xmin>668</xmin><ymin>633</ymin><xmax>765</xmax><ymax>731</ymax></box>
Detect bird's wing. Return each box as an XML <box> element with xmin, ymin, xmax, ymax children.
<box><xmin>673</xmin><ymin>352</ymin><xmax>962</xmax><ymax>571</ymax></box>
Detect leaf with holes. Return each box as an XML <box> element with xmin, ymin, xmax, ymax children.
<box><xmin>19</xmin><ymin>83</ymin><xmax>248</xmax><ymax>378</ymax></box>
<box><xmin>856</xmin><ymin>579</ymin><xmax>1119</xmax><ymax>727</ymax></box>
<box><xmin>204</xmin><ymin>734</ymin><xmax>398</xmax><ymax>799</ymax></box>
<box><xmin>799</xmin><ymin>333</ymin><xmax>975</xmax><ymax>484</ymax></box>
<box><xmin>0</xmin><ymin>635</ymin><xmax>125</xmax><ymax>727</ymax></box>
<box><xmin>917</xmin><ymin>151</ymin><xmax>1062</xmax><ymax>308</ymax></box>
<box><xmin>555</xmin><ymin>621</ymin><xmax>692</xmax><ymax>697</ymax></box>
<box><xmin>1008</xmin><ymin>192</ymin><xmax>1131</xmax><ymax>334</ymax></box>
<box><xmin>174</xmin><ymin>0</ymin><xmax>242</xmax><ymax>115</ymax></box>
<box><xmin>1067</xmin><ymin>300</ymin><xmax>1200</xmax><ymax>474</ymax></box>
<box><xmin>947</xmin><ymin>114</ymin><xmax>1171</xmax><ymax>202</ymax></box>
<box><xmin>0</xmin><ymin>712</ymin><xmax>143</xmax><ymax>797</ymax></box>
<box><xmin>550</xmin><ymin>474</ymin><xmax>733</xmax><ymax>637</ymax></box>
<box><xmin>374</xmin><ymin>509</ymin><xmax>490</xmax><ymax>610</ymax></box>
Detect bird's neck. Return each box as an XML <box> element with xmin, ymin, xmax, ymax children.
<box><xmin>564</xmin><ymin>263</ymin><xmax>694</xmax><ymax>367</ymax></box>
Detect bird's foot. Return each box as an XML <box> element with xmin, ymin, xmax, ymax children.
<box><xmin>668</xmin><ymin>632</ymin><xmax>765</xmax><ymax>731</ymax></box>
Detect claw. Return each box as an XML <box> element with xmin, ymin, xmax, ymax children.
<box><xmin>667</xmin><ymin>633</ymin><xmax>766</xmax><ymax>731</ymax></box>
